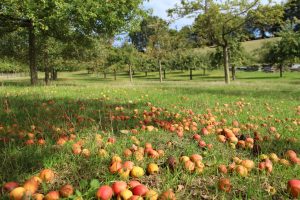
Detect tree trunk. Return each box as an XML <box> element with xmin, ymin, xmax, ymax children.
<box><xmin>44</xmin><ymin>46</ymin><xmax>49</xmax><ymax>85</ymax></box>
<box><xmin>103</xmin><ymin>71</ymin><xmax>107</xmax><ymax>79</ymax></box>
<box><xmin>51</xmin><ymin>69</ymin><xmax>57</xmax><ymax>80</ymax></box>
<box><xmin>279</xmin><ymin>65</ymin><xmax>283</xmax><ymax>78</ymax></box>
<box><xmin>29</xmin><ymin>24</ymin><xmax>38</xmax><ymax>85</ymax></box>
<box><xmin>129</xmin><ymin>65</ymin><xmax>133</xmax><ymax>82</ymax></box>
<box><xmin>203</xmin><ymin>68</ymin><xmax>206</xmax><ymax>75</ymax></box>
<box><xmin>145</xmin><ymin>71</ymin><xmax>148</xmax><ymax>77</ymax></box>
<box><xmin>51</xmin><ymin>68</ymin><xmax>54</xmax><ymax>80</ymax></box>
<box><xmin>190</xmin><ymin>68</ymin><xmax>193</xmax><ymax>80</ymax></box>
<box><xmin>114</xmin><ymin>69</ymin><xmax>117</xmax><ymax>80</ymax></box>
<box><xmin>159</xmin><ymin>59</ymin><xmax>162</xmax><ymax>83</ymax></box>
<box><xmin>261</xmin><ymin>28</ymin><xmax>267</xmax><ymax>39</ymax></box>
<box><xmin>223</xmin><ymin>45</ymin><xmax>230</xmax><ymax>84</ymax></box>
<box><xmin>163</xmin><ymin>69</ymin><xmax>166</xmax><ymax>79</ymax></box>
<box><xmin>232</xmin><ymin>65</ymin><xmax>236</xmax><ymax>81</ymax></box>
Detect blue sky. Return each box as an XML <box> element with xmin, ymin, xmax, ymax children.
<box><xmin>143</xmin><ymin>0</ymin><xmax>194</xmax><ymax>30</ymax></box>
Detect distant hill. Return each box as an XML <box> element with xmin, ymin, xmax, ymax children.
<box><xmin>241</xmin><ymin>37</ymin><xmax>280</xmax><ymax>54</ymax></box>
<box><xmin>193</xmin><ymin>37</ymin><xmax>280</xmax><ymax>55</ymax></box>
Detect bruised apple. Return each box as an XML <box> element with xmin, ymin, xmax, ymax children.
<box><xmin>59</xmin><ymin>184</ymin><xmax>74</xmax><ymax>198</ymax></box>
<box><xmin>39</xmin><ymin>169</ymin><xmax>55</xmax><ymax>183</ymax></box>
<box><xmin>159</xmin><ymin>189</ymin><xmax>176</xmax><ymax>200</ymax></box>
<box><xmin>145</xmin><ymin>190</ymin><xmax>159</xmax><ymax>200</ymax></box>
<box><xmin>147</xmin><ymin>163</ymin><xmax>159</xmax><ymax>175</ymax></box>
<box><xmin>218</xmin><ymin>178</ymin><xmax>231</xmax><ymax>192</ymax></box>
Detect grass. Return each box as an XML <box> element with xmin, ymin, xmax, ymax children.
<box><xmin>0</xmin><ymin>70</ymin><xmax>299</xmax><ymax>199</ymax></box>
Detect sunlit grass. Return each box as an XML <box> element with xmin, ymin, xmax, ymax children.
<box><xmin>0</xmin><ymin>70</ymin><xmax>299</xmax><ymax>199</ymax></box>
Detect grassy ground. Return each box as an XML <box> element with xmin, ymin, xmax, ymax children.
<box><xmin>0</xmin><ymin>70</ymin><xmax>299</xmax><ymax>199</ymax></box>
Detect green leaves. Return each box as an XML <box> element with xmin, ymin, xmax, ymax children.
<box><xmin>260</xmin><ymin>29</ymin><xmax>300</xmax><ymax>65</ymax></box>
<box><xmin>90</xmin><ymin>179</ymin><xmax>100</xmax><ymax>189</ymax></box>
<box><xmin>1</xmin><ymin>0</ymin><xmax>145</xmax><ymax>37</ymax></box>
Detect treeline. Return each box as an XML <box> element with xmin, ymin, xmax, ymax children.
<box><xmin>0</xmin><ymin>0</ymin><xmax>299</xmax><ymax>84</ymax></box>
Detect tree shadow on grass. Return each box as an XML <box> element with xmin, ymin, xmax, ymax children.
<box><xmin>260</xmin><ymin>139</ymin><xmax>300</xmax><ymax>157</ymax></box>
<box><xmin>0</xmin><ymin>94</ymin><xmax>151</xmax><ymax>182</ymax></box>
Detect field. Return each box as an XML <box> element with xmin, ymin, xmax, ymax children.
<box><xmin>1</xmin><ymin>70</ymin><xmax>300</xmax><ymax>199</ymax></box>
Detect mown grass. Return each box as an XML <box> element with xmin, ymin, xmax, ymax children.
<box><xmin>0</xmin><ymin>70</ymin><xmax>299</xmax><ymax>199</ymax></box>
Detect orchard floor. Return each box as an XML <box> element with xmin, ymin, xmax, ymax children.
<box><xmin>0</xmin><ymin>70</ymin><xmax>300</xmax><ymax>199</ymax></box>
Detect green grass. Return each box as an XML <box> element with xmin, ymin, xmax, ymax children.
<box><xmin>0</xmin><ymin>70</ymin><xmax>299</xmax><ymax>199</ymax></box>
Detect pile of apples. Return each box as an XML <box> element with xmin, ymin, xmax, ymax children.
<box><xmin>108</xmin><ymin>155</ymin><xmax>160</xmax><ymax>179</ymax></box>
<box><xmin>4</xmin><ymin>169</ymin><xmax>74</xmax><ymax>200</ymax></box>
<box><xmin>96</xmin><ymin>180</ymin><xmax>176</xmax><ymax>200</ymax></box>
<box><xmin>179</xmin><ymin>154</ymin><xmax>205</xmax><ymax>174</ymax></box>
<box><xmin>123</xmin><ymin>142</ymin><xmax>165</xmax><ymax>161</ymax></box>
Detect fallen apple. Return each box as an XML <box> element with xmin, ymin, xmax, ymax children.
<box><xmin>59</xmin><ymin>184</ymin><xmax>74</xmax><ymax>198</ymax></box>
<box><xmin>44</xmin><ymin>191</ymin><xmax>60</xmax><ymax>200</ymax></box>
<box><xmin>130</xmin><ymin>166</ymin><xmax>144</xmax><ymax>178</ymax></box>
<box><xmin>119</xmin><ymin>189</ymin><xmax>133</xmax><ymax>200</ymax></box>
<box><xmin>159</xmin><ymin>189</ymin><xmax>176</xmax><ymax>200</ymax></box>
<box><xmin>147</xmin><ymin>163</ymin><xmax>159</xmax><ymax>175</ymax></box>
<box><xmin>288</xmin><ymin>179</ymin><xmax>300</xmax><ymax>198</ymax></box>
<box><xmin>112</xmin><ymin>181</ymin><xmax>127</xmax><ymax>195</ymax></box>
<box><xmin>96</xmin><ymin>185</ymin><xmax>113</xmax><ymax>200</ymax></box>
<box><xmin>39</xmin><ymin>169</ymin><xmax>55</xmax><ymax>183</ymax></box>
<box><xmin>145</xmin><ymin>189</ymin><xmax>158</xmax><ymax>200</ymax></box>
<box><xmin>132</xmin><ymin>184</ymin><xmax>149</xmax><ymax>197</ymax></box>
<box><xmin>3</xmin><ymin>181</ymin><xmax>19</xmax><ymax>192</ymax></box>
<box><xmin>218</xmin><ymin>178</ymin><xmax>231</xmax><ymax>192</ymax></box>
<box><xmin>9</xmin><ymin>187</ymin><xmax>26</xmax><ymax>200</ymax></box>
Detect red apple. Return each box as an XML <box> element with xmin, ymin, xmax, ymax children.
<box><xmin>285</xmin><ymin>150</ymin><xmax>297</xmax><ymax>160</ymax></box>
<box><xmin>198</xmin><ymin>140</ymin><xmax>206</xmax><ymax>148</ymax></box>
<box><xmin>96</xmin><ymin>185</ymin><xmax>113</xmax><ymax>200</ymax></box>
<box><xmin>129</xmin><ymin>195</ymin><xmax>143</xmax><ymax>200</ymax></box>
<box><xmin>287</xmin><ymin>179</ymin><xmax>300</xmax><ymax>198</ymax></box>
<box><xmin>112</xmin><ymin>181</ymin><xmax>127</xmax><ymax>195</ymax></box>
<box><xmin>193</xmin><ymin>134</ymin><xmax>201</xmax><ymax>141</ymax></box>
<box><xmin>3</xmin><ymin>181</ymin><xmax>19</xmax><ymax>192</ymax></box>
<box><xmin>201</xmin><ymin>128</ymin><xmax>209</xmax><ymax>135</ymax></box>
<box><xmin>218</xmin><ymin>165</ymin><xmax>228</xmax><ymax>174</ymax></box>
<box><xmin>123</xmin><ymin>161</ymin><xmax>134</xmax><ymax>170</ymax></box>
<box><xmin>129</xmin><ymin>180</ymin><xmax>141</xmax><ymax>189</ymax></box>
<box><xmin>132</xmin><ymin>184</ymin><xmax>149</xmax><ymax>196</ymax></box>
